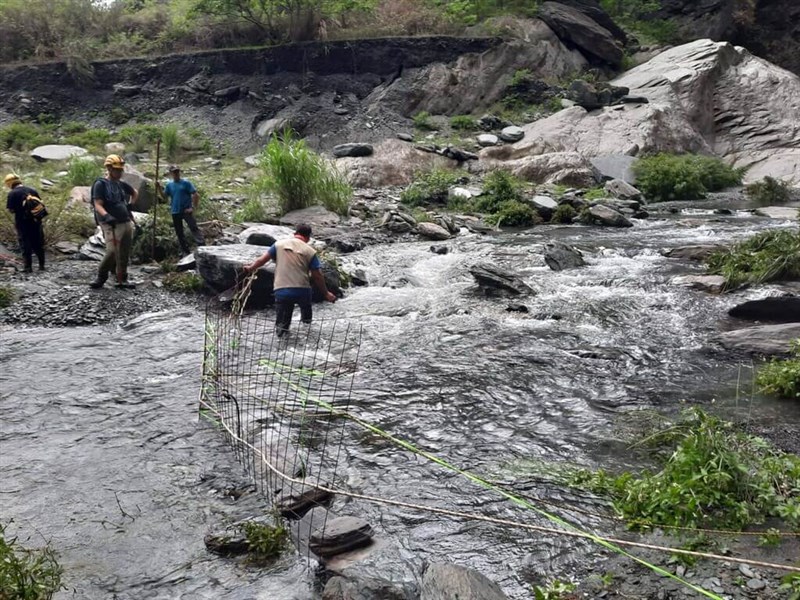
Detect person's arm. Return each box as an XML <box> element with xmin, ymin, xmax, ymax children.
<box><xmin>311</xmin><ymin>268</ymin><xmax>337</xmax><ymax>303</ymax></box>
<box><xmin>243</xmin><ymin>245</ymin><xmax>275</xmax><ymax>273</ymax></box>
<box><xmin>191</xmin><ymin>191</ymin><xmax>200</xmax><ymax>209</ymax></box>
<box><xmin>6</xmin><ymin>193</ymin><xmax>14</xmax><ymax>213</ymax></box>
<box><xmin>92</xmin><ymin>181</ymin><xmax>110</xmax><ymax>219</ymax></box>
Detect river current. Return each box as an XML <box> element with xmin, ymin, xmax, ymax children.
<box><xmin>2</xmin><ymin>207</ymin><xmax>798</xmax><ymax>599</ymax></box>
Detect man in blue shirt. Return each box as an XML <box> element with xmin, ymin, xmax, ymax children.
<box><xmin>162</xmin><ymin>165</ymin><xmax>205</xmax><ymax>255</ymax></box>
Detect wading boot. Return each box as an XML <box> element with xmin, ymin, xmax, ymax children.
<box><xmin>89</xmin><ymin>277</ymin><xmax>107</xmax><ymax>289</ymax></box>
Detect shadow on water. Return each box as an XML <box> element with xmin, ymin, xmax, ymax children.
<box><xmin>2</xmin><ymin>211</ymin><xmax>799</xmax><ymax>598</ymax></box>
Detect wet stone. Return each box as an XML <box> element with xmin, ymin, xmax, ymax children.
<box><xmin>275</xmin><ymin>484</ymin><xmax>332</xmax><ymax>519</ymax></box>
<box><xmin>309</xmin><ymin>516</ymin><xmax>373</xmax><ymax>557</ymax></box>
<box><xmin>421</xmin><ymin>562</ymin><xmax>509</xmax><ymax>600</ymax></box>
<box><xmin>747</xmin><ymin>578</ymin><xmax>766</xmax><ymax>590</ymax></box>
<box><xmin>470</xmin><ymin>263</ymin><xmax>533</xmax><ymax>296</ymax></box>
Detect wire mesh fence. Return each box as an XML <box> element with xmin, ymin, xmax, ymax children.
<box><xmin>200</xmin><ymin>299</ymin><xmax>362</xmax><ymax>559</ymax></box>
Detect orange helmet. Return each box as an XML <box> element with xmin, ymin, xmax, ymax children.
<box><xmin>103</xmin><ymin>154</ymin><xmax>125</xmax><ymax>169</ymax></box>
<box><xmin>4</xmin><ymin>173</ymin><xmax>20</xmax><ymax>188</ymax></box>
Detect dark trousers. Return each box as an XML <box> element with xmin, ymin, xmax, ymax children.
<box><xmin>275</xmin><ymin>298</ymin><xmax>313</xmax><ymax>336</ymax></box>
<box><xmin>172</xmin><ymin>211</ymin><xmax>205</xmax><ymax>253</ymax></box>
<box><xmin>18</xmin><ymin>220</ymin><xmax>44</xmax><ymax>271</ymax></box>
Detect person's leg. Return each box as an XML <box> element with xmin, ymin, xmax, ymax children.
<box><xmin>183</xmin><ymin>212</ymin><xmax>205</xmax><ymax>247</ymax></box>
<box><xmin>275</xmin><ymin>300</ymin><xmax>295</xmax><ymax>337</ymax></box>
<box><xmin>116</xmin><ymin>221</ymin><xmax>134</xmax><ymax>287</ymax></box>
<box><xmin>32</xmin><ymin>222</ymin><xmax>45</xmax><ymax>270</ymax></box>
<box><xmin>92</xmin><ymin>223</ymin><xmax>116</xmax><ymax>287</ymax></box>
<box><xmin>299</xmin><ymin>289</ymin><xmax>313</xmax><ymax>324</ymax></box>
<box><xmin>20</xmin><ymin>222</ymin><xmax>33</xmax><ymax>272</ymax></box>
<box><xmin>172</xmin><ymin>213</ymin><xmax>189</xmax><ymax>254</ymax></box>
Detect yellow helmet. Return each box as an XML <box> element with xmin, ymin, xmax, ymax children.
<box><xmin>103</xmin><ymin>154</ymin><xmax>125</xmax><ymax>169</ymax></box>
<box><xmin>4</xmin><ymin>173</ymin><xmax>20</xmax><ymax>188</ymax></box>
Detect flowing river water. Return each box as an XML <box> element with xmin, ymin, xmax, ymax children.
<box><xmin>2</xmin><ymin>204</ymin><xmax>799</xmax><ymax>599</ymax></box>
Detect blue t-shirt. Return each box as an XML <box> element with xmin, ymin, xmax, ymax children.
<box><xmin>164</xmin><ymin>179</ymin><xmax>196</xmax><ymax>214</ymax></box>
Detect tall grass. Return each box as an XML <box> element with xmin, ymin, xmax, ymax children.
<box><xmin>707</xmin><ymin>228</ymin><xmax>800</xmax><ymax>289</ymax></box>
<box><xmin>0</xmin><ymin>522</ymin><xmax>64</xmax><ymax>599</ymax></box>
<box><xmin>161</xmin><ymin>124</ymin><xmax>180</xmax><ymax>161</ymax></box>
<box><xmin>65</xmin><ymin>159</ymin><xmax>98</xmax><ymax>186</ymax></box>
<box><xmin>257</xmin><ymin>131</ymin><xmax>351</xmax><ymax>216</ymax></box>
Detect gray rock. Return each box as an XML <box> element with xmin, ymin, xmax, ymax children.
<box><xmin>276</xmin><ymin>484</ymin><xmax>332</xmax><ymax>519</ymax></box>
<box><xmin>544</xmin><ymin>242</ymin><xmax>585</xmax><ymax>271</ymax></box>
<box><xmin>430</xmin><ymin>245</ymin><xmax>449</xmax><ymax>255</ymax></box>
<box><xmin>175</xmin><ymin>254</ymin><xmax>197</xmax><ymax>272</ymax></box>
<box><xmin>661</xmin><ymin>245</ymin><xmax>725</xmax><ymax>261</ymax></box>
<box><xmin>470</xmin><ymin>263</ymin><xmax>533</xmax><ymax>296</ymax></box>
<box><xmin>672</xmin><ymin>275</ymin><xmax>726</xmax><ymax>294</ymax></box>
<box><xmin>238</xmin><ymin>224</ymin><xmax>295</xmax><ymax>246</ymax></box>
<box><xmin>539</xmin><ymin>1</ymin><xmax>624</xmax><ymax>67</ymax></box>
<box><xmin>113</xmin><ymin>84</ymin><xmax>141</xmax><ymax>97</ymax></box>
<box><xmin>587</xmin><ymin>205</ymin><xmax>633</xmax><ymax>227</ymax></box>
<box><xmin>728</xmin><ymin>297</ymin><xmax>800</xmax><ymax>323</ymax></box>
<box><xmin>204</xmin><ymin>514</ymin><xmax>275</xmax><ymax>556</ymax></box>
<box><xmin>530</xmin><ymin>195</ymin><xmax>558</xmax><ymax>220</ymax></box>
<box><xmin>746</xmin><ymin>578</ymin><xmax>766</xmax><ymax>590</ymax></box>
<box><xmin>309</xmin><ymin>516</ymin><xmax>373</xmax><ymax>558</ymax></box>
<box><xmin>739</xmin><ymin>564</ymin><xmax>756</xmax><ymax>578</ymax></box>
<box><xmin>397</xmin><ymin>133</ymin><xmax>414</xmax><ymax>142</ymax></box>
<box><xmin>448</xmin><ymin>186</ymin><xmax>481</xmax><ymax>201</ymax></box>
<box><xmin>53</xmin><ymin>241</ymin><xmax>80</xmax><ymax>255</ymax></box>
<box><xmin>196</xmin><ymin>244</ymin><xmax>275</xmax><ymax>302</ymax></box>
<box><xmin>590</xmin><ymin>155</ymin><xmax>638</xmax><ymax>183</ymax></box>
<box><xmin>280</xmin><ymin>206</ymin><xmax>341</xmax><ymax>227</ymax></box>
<box><xmin>499</xmin><ymin>126</ymin><xmax>524</xmax><ymax>143</ymax></box>
<box><xmin>30</xmin><ymin>144</ymin><xmax>88</xmax><ymax>162</ymax></box>
<box><xmin>244</xmin><ymin>154</ymin><xmax>260</xmax><ymax>167</ymax></box>
<box><xmin>754</xmin><ymin>206</ymin><xmax>799</xmax><ymax>220</ymax></box>
<box><xmin>605</xmin><ymin>178</ymin><xmax>643</xmax><ymax>201</ymax></box>
<box><xmin>717</xmin><ymin>323</ymin><xmax>800</xmax><ymax>355</ymax></box>
<box><xmin>104</xmin><ymin>142</ymin><xmax>125</xmax><ymax>155</ymax></box>
<box><xmin>416</xmin><ymin>222</ymin><xmax>451</xmax><ymax>241</ymax></box>
<box><xmin>121</xmin><ymin>166</ymin><xmax>154</xmax><ymax>212</ymax></box>
<box><xmin>442</xmin><ymin>147</ymin><xmax>478</xmax><ymax>162</ymax></box>
<box><xmin>333</xmin><ymin>143</ymin><xmax>374</xmax><ymax>158</ymax></box>
<box><xmin>420</xmin><ymin>563</ymin><xmax>509</xmax><ymax>600</ymax></box>
<box><xmin>213</xmin><ymin>85</ymin><xmax>241</xmax><ymax>99</ymax></box>
<box><xmin>323</xmin><ymin>543</ymin><xmax>419</xmax><ymax>600</ymax></box>
<box><xmin>256</xmin><ymin>117</ymin><xmax>292</xmax><ymax>138</ymax></box>
<box><xmin>477</xmin><ymin>134</ymin><xmax>499</xmax><ymax>147</ymax></box>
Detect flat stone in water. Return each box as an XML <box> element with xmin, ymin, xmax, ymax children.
<box><xmin>309</xmin><ymin>516</ymin><xmax>373</xmax><ymax>557</ymax></box>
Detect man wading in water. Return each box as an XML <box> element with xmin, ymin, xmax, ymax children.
<box><xmin>244</xmin><ymin>224</ymin><xmax>337</xmax><ymax>336</ymax></box>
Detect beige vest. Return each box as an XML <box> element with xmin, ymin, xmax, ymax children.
<box><xmin>273</xmin><ymin>237</ymin><xmax>317</xmax><ymax>290</ymax></box>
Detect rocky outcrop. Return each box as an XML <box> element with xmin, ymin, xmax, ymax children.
<box><xmin>538</xmin><ymin>1</ymin><xmax>624</xmax><ymax>67</ymax></box>
<box><xmin>716</xmin><ymin>322</ymin><xmax>800</xmax><ymax>355</ymax></box>
<box><xmin>672</xmin><ymin>274</ymin><xmax>727</xmax><ymax>294</ymax></box>
<box><xmin>480</xmin><ymin>150</ymin><xmax>600</xmax><ymax>188</ymax></box>
<box><xmin>489</xmin><ymin>40</ymin><xmax>800</xmax><ymax>184</ymax></box>
<box><xmin>420</xmin><ymin>563</ymin><xmax>509</xmax><ymax>600</ymax></box>
<box><xmin>728</xmin><ymin>297</ymin><xmax>800</xmax><ymax>323</ymax></box>
<box><xmin>544</xmin><ymin>242</ymin><xmax>586</xmax><ymax>271</ymax></box>
<box><xmin>470</xmin><ymin>263</ymin><xmax>533</xmax><ymax>295</ymax></box>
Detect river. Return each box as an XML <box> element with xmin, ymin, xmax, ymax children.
<box><xmin>1</xmin><ymin>206</ymin><xmax>798</xmax><ymax>599</ymax></box>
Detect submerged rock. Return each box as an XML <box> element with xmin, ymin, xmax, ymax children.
<box><xmin>728</xmin><ymin>297</ymin><xmax>800</xmax><ymax>323</ymax></box>
<box><xmin>309</xmin><ymin>516</ymin><xmax>374</xmax><ymax>557</ymax></box>
<box><xmin>661</xmin><ymin>245</ymin><xmax>725</xmax><ymax>261</ymax></box>
<box><xmin>716</xmin><ymin>323</ymin><xmax>800</xmax><ymax>355</ymax></box>
<box><xmin>420</xmin><ymin>563</ymin><xmax>509</xmax><ymax>600</ymax></box>
<box><xmin>544</xmin><ymin>242</ymin><xmax>585</xmax><ymax>271</ymax></box>
<box><xmin>672</xmin><ymin>274</ymin><xmax>727</xmax><ymax>294</ymax></box>
<box><xmin>470</xmin><ymin>263</ymin><xmax>533</xmax><ymax>295</ymax></box>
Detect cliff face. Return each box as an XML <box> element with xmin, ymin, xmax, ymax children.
<box><xmin>653</xmin><ymin>0</ymin><xmax>800</xmax><ymax>75</ymax></box>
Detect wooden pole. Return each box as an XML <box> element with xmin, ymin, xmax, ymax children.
<box><xmin>153</xmin><ymin>138</ymin><xmax>161</xmax><ymax>262</ymax></box>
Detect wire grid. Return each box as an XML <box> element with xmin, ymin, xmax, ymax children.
<box><xmin>200</xmin><ymin>302</ymin><xmax>361</xmax><ymax>561</ymax></box>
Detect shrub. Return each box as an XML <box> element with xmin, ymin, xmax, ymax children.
<box><xmin>234</xmin><ymin>198</ymin><xmax>270</xmax><ymax>224</ymax></box>
<box><xmin>449</xmin><ymin>115</ymin><xmax>477</xmax><ymax>131</ymax></box>
<box><xmin>161</xmin><ymin>124</ymin><xmax>180</xmax><ymax>161</ymax></box>
<box><xmin>0</xmin><ymin>522</ymin><xmax>64</xmax><ymax>599</ymax></box>
<box><xmin>568</xmin><ymin>408</ymin><xmax>800</xmax><ymax>530</ymax></box>
<box><xmin>412</xmin><ymin>111</ymin><xmax>438</xmax><ymax>131</ymax></box>
<box><xmin>65</xmin><ymin>159</ymin><xmax>99</xmax><ymax>186</ymax></box>
<box><xmin>131</xmin><ymin>205</ymin><xmax>182</xmax><ymax>263</ymax></box>
<box><xmin>257</xmin><ymin>131</ymin><xmax>351</xmax><ymax>216</ymax></box>
<box><xmin>60</xmin><ymin>121</ymin><xmax>86</xmax><ymax>135</ymax></box>
<box><xmin>63</xmin><ymin>128</ymin><xmax>111</xmax><ymax>152</ymax></box>
<box><xmin>745</xmin><ymin>176</ymin><xmax>792</xmax><ymax>206</ymax></box>
<box><xmin>551</xmin><ymin>204</ymin><xmax>576</xmax><ymax>223</ymax></box>
<box><xmin>486</xmin><ymin>200</ymin><xmax>539</xmax><ymax>227</ymax></box>
<box><xmin>242</xmin><ymin>520</ymin><xmax>288</xmax><ymax>562</ymax></box>
<box><xmin>400</xmin><ymin>168</ymin><xmax>461</xmax><ymax>206</ymax></box>
<box><xmin>634</xmin><ymin>154</ymin><xmax>744</xmax><ymax>202</ymax></box>
<box><xmin>583</xmin><ymin>187</ymin><xmax>606</xmax><ymax>201</ymax></box>
<box><xmin>119</xmin><ymin>124</ymin><xmax>162</xmax><ymax>153</ymax></box>
<box><xmin>475</xmin><ymin>170</ymin><xmax>524</xmax><ymax>212</ymax></box>
<box><xmin>0</xmin><ymin>122</ymin><xmax>54</xmax><ymax>151</ymax></box>
<box><xmin>109</xmin><ymin>107</ymin><xmax>131</xmax><ymax>126</ymax></box>
<box><xmin>706</xmin><ymin>229</ymin><xmax>800</xmax><ymax>289</ymax></box>
<box><xmin>756</xmin><ymin>340</ymin><xmax>800</xmax><ymax>399</ymax></box>
<box><xmin>0</xmin><ymin>285</ymin><xmax>14</xmax><ymax>308</ymax></box>
<box><xmin>163</xmin><ymin>272</ymin><xmax>204</xmax><ymax>293</ymax></box>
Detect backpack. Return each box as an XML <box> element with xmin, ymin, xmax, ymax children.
<box><xmin>23</xmin><ymin>193</ymin><xmax>48</xmax><ymax>221</ymax></box>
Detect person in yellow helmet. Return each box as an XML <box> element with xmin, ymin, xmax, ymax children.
<box><xmin>4</xmin><ymin>173</ymin><xmax>45</xmax><ymax>273</ymax></box>
<box><xmin>89</xmin><ymin>155</ymin><xmax>139</xmax><ymax>289</ymax></box>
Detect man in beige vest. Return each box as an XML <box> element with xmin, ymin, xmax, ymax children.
<box><xmin>244</xmin><ymin>223</ymin><xmax>336</xmax><ymax>336</ymax></box>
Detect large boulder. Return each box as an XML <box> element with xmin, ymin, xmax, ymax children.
<box><xmin>337</xmin><ymin>139</ymin><xmax>459</xmax><ymax>188</ymax></box>
<box><xmin>122</xmin><ymin>166</ymin><xmax>155</xmax><ymax>212</ymax></box>
<box><xmin>280</xmin><ymin>206</ymin><xmax>341</xmax><ymax>227</ymax></box>
<box><xmin>587</xmin><ymin>204</ymin><xmax>633</xmax><ymax>227</ymax></box>
<box><xmin>30</xmin><ymin>145</ymin><xmax>87</xmax><ymax>162</ymax></box>
<box><xmin>715</xmin><ymin>323</ymin><xmax>800</xmax><ymax>356</ymax></box>
<box><xmin>333</xmin><ymin>143</ymin><xmax>374</xmax><ymax>158</ymax></box>
<box><xmin>480</xmin><ymin>150</ymin><xmax>600</xmax><ymax>187</ymax></box>
<box><xmin>544</xmin><ymin>242</ymin><xmax>586</xmax><ymax>271</ymax></box>
<box><xmin>420</xmin><ymin>563</ymin><xmax>509</xmax><ymax>600</ymax></box>
<box><xmin>728</xmin><ymin>297</ymin><xmax>800</xmax><ymax>323</ymax></box>
<box><xmin>538</xmin><ymin>1</ymin><xmax>624</xmax><ymax>67</ymax></box>
<box><xmin>196</xmin><ymin>244</ymin><xmax>275</xmax><ymax>306</ymax></box>
<box><xmin>238</xmin><ymin>224</ymin><xmax>295</xmax><ymax>246</ymax></box>
<box><xmin>416</xmin><ymin>222</ymin><xmax>452</xmax><ymax>241</ymax></box>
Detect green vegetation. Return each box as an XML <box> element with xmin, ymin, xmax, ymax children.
<box><xmin>0</xmin><ymin>285</ymin><xmax>15</xmax><ymax>309</ymax></box>
<box><xmin>745</xmin><ymin>176</ymin><xmax>792</xmax><ymax>206</ymax></box>
<box><xmin>131</xmin><ymin>205</ymin><xmax>182</xmax><ymax>263</ymax></box>
<box><xmin>256</xmin><ymin>131</ymin><xmax>351</xmax><ymax>215</ymax></box>
<box><xmin>551</xmin><ymin>204</ymin><xmax>576</xmax><ymax>224</ymax></box>
<box><xmin>65</xmin><ymin>159</ymin><xmax>99</xmax><ymax>186</ymax></box>
<box><xmin>233</xmin><ymin>198</ymin><xmax>271</xmax><ymax>223</ymax></box>
<box><xmin>161</xmin><ymin>124</ymin><xmax>180</xmax><ymax>161</ymax></box>
<box><xmin>412</xmin><ymin>111</ymin><xmax>438</xmax><ymax>131</ymax></box>
<box><xmin>583</xmin><ymin>187</ymin><xmax>606</xmax><ymax>201</ymax></box>
<box><xmin>532</xmin><ymin>580</ymin><xmax>577</xmax><ymax>600</ymax></box>
<box><xmin>633</xmin><ymin>153</ymin><xmax>744</xmax><ymax>202</ymax></box>
<box><xmin>567</xmin><ymin>408</ymin><xmax>800</xmax><ymax>530</ymax></box>
<box><xmin>0</xmin><ymin>122</ymin><xmax>54</xmax><ymax>151</ymax></box>
<box><xmin>401</xmin><ymin>168</ymin><xmax>461</xmax><ymax>206</ymax></box>
<box><xmin>474</xmin><ymin>170</ymin><xmax>539</xmax><ymax>227</ymax></box>
<box><xmin>0</xmin><ymin>522</ymin><xmax>64</xmax><ymax>600</ymax></box>
<box><xmin>756</xmin><ymin>340</ymin><xmax>800</xmax><ymax>399</ymax></box>
<box><xmin>63</xmin><ymin>128</ymin><xmax>111</xmax><ymax>152</ymax></box>
<box><xmin>600</xmin><ymin>0</ymin><xmax>680</xmax><ymax>44</ymax></box>
<box><xmin>241</xmin><ymin>519</ymin><xmax>288</xmax><ymax>562</ymax></box>
<box><xmin>449</xmin><ymin>115</ymin><xmax>478</xmax><ymax>131</ymax></box>
<box><xmin>706</xmin><ymin>228</ymin><xmax>800</xmax><ymax>289</ymax></box>
<box><xmin>163</xmin><ymin>272</ymin><xmax>204</xmax><ymax>293</ymax></box>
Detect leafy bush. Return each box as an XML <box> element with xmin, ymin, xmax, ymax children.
<box><xmin>234</xmin><ymin>198</ymin><xmax>270</xmax><ymax>224</ymax></box>
<box><xmin>757</xmin><ymin>340</ymin><xmax>800</xmax><ymax>399</ymax></box>
<box><xmin>634</xmin><ymin>154</ymin><xmax>744</xmax><ymax>202</ymax></box>
<box><xmin>242</xmin><ymin>520</ymin><xmax>288</xmax><ymax>562</ymax></box>
<box><xmin>401</xmin><ymin>168</ymin><xmax>461</xmax><ymax>206</ymax></box>
<box><xmin>0</xmin><ymin>285</ymin><xmax>14</xmax><ymax>308</ymax></box>
<box><xmin>449</xmin><ymin>115</ymin><xmax>477</xmax><ymax>131</ymax></box>
<box><xmin>0</xmin><ymin>122</ymin><xmax>54</xmax><ymax>151</ymax></box>
<box><xmin>161</xmin><ymin>124</ymin><xmax>180</xmax><ymax>161</ymax></box>
<box><xmin>551</xmin><ymin>204</ymin><xmax>576</xmax><ymax>223</ymax></box>
<box><xmin>706</xmin><ymin>228</ymin><xmax>800</xmax><ymax>289</ymax></box>
<box><xmin>60</xmin><ymin>121</ymin><xmax>86</xmax><ymax>135</ymax></box>
<box><xmin>109</xmin><ymin>107</ymin><xmax>131</xmax><ymax>126</ymax></box>
<box><xmin>568</xmin><ymin>408</ymin><xmax>800</xmax><ymax>530</ymax></box>
<box><xmin>583</xmin><ymin>187</ymin><xmax>606</xmax><ymax>201</ymax></box>
<box><xmin>745</xmin><ymin>176</ymin><xmax>792</xmax><ymax>206</ymax></box>
<box><xmin>65</xmin><ymin>159</ymin><xmax>99</xmax><ymax>186</ymax></box>
<box><xmin>119</xmin><ymin>124</ymin><xmax>162</xmax><ymax>153</ymax></box>
<box><xmin>63</xmin><ymin>128</ymin><xmax>111</xmax><ymax>152</ymax></box>
<box><xmin>412</xmin><ymin>111</ymin><xmax>438</xmax><ymax>131</ymax></box>
<box><xmin>486</xmin><ymin>200</ymin><xmax>539</xmax><ymax>227</ymax></box>
<box><xmin>0</xmin><ymin>522</ymin><xmax>64</xmax><ymax>599</ymax></box>
<box><xmin>257</xmin><ymin>131</ymin><xmax>351</xmax><ymax>215</ymax></box>
<box><xmin>163</xmin><ymin>272</ymin><xmax>204</xmax><ymax>293</ymax></box>
<box><xmin>475</xmin><ymin>170</ymin><xmax>524</xmax><ymax>211</ymax></box>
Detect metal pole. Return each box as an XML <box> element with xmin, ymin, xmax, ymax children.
<box><xmin>153</xmin><ymin>138</ymin><xmax>161</xmax><ymax>262</ymax></box>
